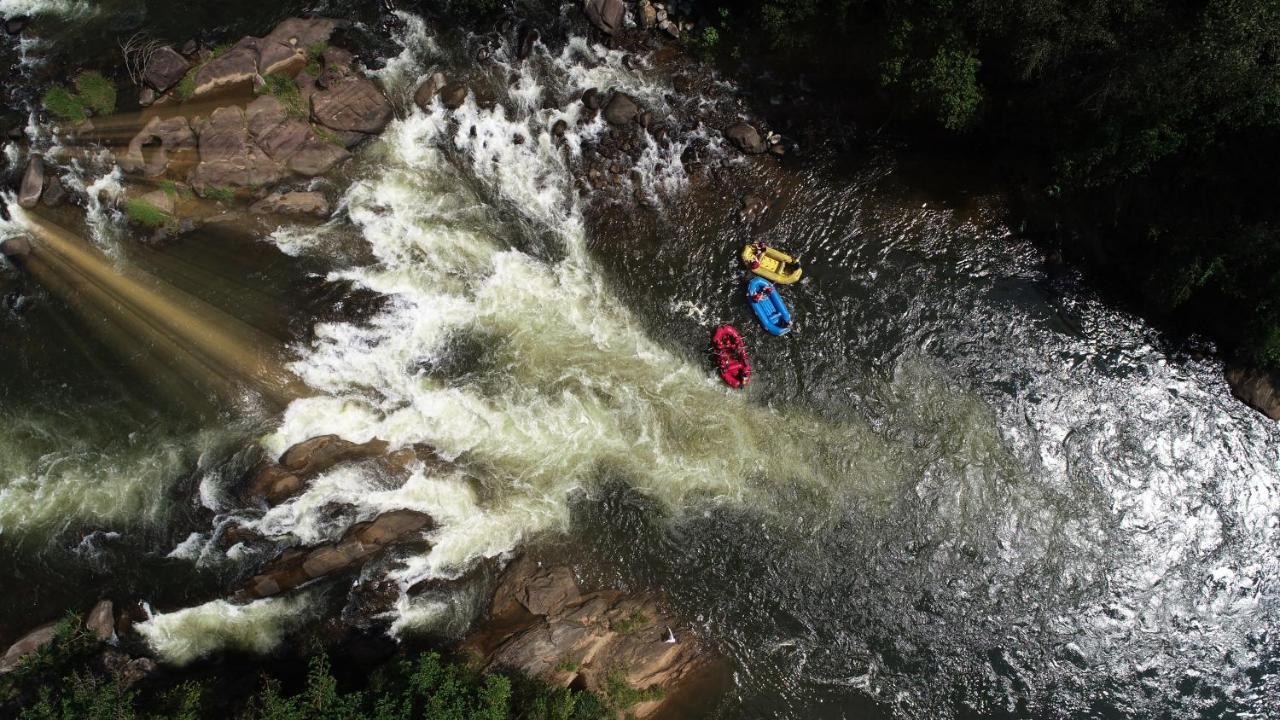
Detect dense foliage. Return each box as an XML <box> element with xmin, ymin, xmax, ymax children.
<box><xmin>1</xmin><ymin>618</ymin><xmax>607</xmax><ymax>720</ymax></box>
<box><xmin>703</xmin><ymin>0</ymin><xmax>1280</xmax><ymax>367</ymax></box>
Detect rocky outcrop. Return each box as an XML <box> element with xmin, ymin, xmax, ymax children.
<box><xmin>1</xmin><ymin>236</ymin><xmax>32</xmax><ymax>258</ymax></box>
<box><xmin>463</xmin><ymin>556</ymin><xmax>722</xmax><ymax>719</ymax></box>
<box><xmin>246</xmin><ymin>95</ymin><xmax>350</xmax><ymax>177</ymax></box>
<box><xmin>584</xmin><ymin>0</ymin><xmax>625</xmax><ymax>35</ymax></box>
<box><xmin>122</xmin><ymin>115</ymin><xmax>197</xmax><ymax>177</ymax></box>
<box><xmin>1226</xmin><ymin>364</ymin><xmax>1280</xmax><ymax>420</ymax></box>
<box><xmin>239</xmin><ymin>510</ymin><xmax>433</xmax><ymax>599</ymax></box>
<box><xmin>250</xmin><ymin>191</ymin><xmax>330</xmax><ymax>217</ymax></box>
<box><xmin>310</xmin><ymin>75</ymin><xmax>393</xmax><ymax>135</ymax></box>
<box><xmin>17</xmin><ymin>156</ymin><xmax>43</xmax><ymax>208</ymax></box>
<box><xmin>189</xmin><ymin>18</ymin><xmax>340</xmax><ymax>99</ymax></box>
<box><xmin>144</xmin><ymin>46</ymin><xmax>190</xmax><ymax>92</ymax></box>
<box><xmin>724</xmin><ymin>122</ymin><xmax>766</xmax><ymax>154</ymax></box>
<box><xmin>190</xmin><ymin>106</ymin><xmax>287</xmax><ymax>189</ymax></box>
<box><xmin>98</xmin><ymin>649</ymin><xmax>157</xmax><ymax>688</ymax></box>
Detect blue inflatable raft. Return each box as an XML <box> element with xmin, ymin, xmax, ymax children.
<box><xmin>747</xmin><ymin>277</ymin><xmax>792</xmax><ymax>335</ymax></box>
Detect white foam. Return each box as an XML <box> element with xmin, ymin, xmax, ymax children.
<box><xmin>137</xmin><ymin>592</ymin><xmax>321</xmax><ymax>666</ymax></box>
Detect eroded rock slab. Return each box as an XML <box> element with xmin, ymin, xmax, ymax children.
<box><xmin>311</xmin><ymin>75</ymin><xmax>392</xmax><ymax>135</ymax></box>
<box><xmin>190</xmin><ymin>106</ymin><xmax>287</xmax><ymax>189</ymax></box>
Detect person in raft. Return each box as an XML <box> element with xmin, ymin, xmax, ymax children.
<box><xmin>735</xmin><ymin>366</ymin><xmax>750</xmax><ymax>385</ymax></box>
<box><xmin>751</xmin><ymin>290</ymin><xmax>766</xmax><ymax>302</ymax></box>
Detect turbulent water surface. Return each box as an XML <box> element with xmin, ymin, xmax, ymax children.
<box><xmin>1</xmin><ymin>2</ymin><xmax>1277</xmax><ymax>719</ymax></box>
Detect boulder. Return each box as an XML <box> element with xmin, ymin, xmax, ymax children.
<box><xmin>190</xmin><ymin>106</ymin><xmax>287</xmax><ymax>189</ymax></box>
<box><xmin>414</xmin><ymin>72</ymin><xmax>448</xmax><ymax>112</ymax></box>
<box><xmin>86</xmin><ymin>600</ymin><xmax>115</xmax><ymax>642</ymax></box>
<box><xmin>5</xmin><ymin>16</ymin><xmax>30</xmax><ymax>35</ymax></box>
<box><xmin>279</xmin><ymin>435</ymin><xmax>390</xmax><ymax>476</ymax></box>
<box><xmin>440</xmin><ymin>81</ymin><xmax>469</xmax><ymax>110</ymax></box>
<box><xmin>723</xmin><ymin>122</ymin><xmax>765</xmax><ymax>154</ymax></box>
<box><xmin>552</xmin><ymin>119</ymin><xmax>568</xmax><ymax>138</ymax></box>
<box><xmin>17</xmin><ymin>155</ymin><xmax>43</xmax><ymax>208</ymax></box>
<box><xmin>603</xmin><ymin>92</ymin><xmax>641</xmax><ymax>126</ymax></box>
<box><xmin>191</xmin><ymin>38</ymin><xmax>261</xmax><ymax>98</ymax></box>
<box><xmin>352</xmin><ymin>509</ymin><xmax>433</xmax><ymax>545</ymax></box>
<box><xmin>1225</xmin><ymin>364</ymin><xmax>1280</xmax><ymax>420</ymax></box>
<box><xmin>246</xmin><ymin>95</ymin><xmax>350</xmax><ymax>176</ymax></box>
<box><xmin>40</xmin><ymin>174</ymin><xmax>65</xmax><ymax>207</ymax></box>
<box><xmin>584</xmin><ymin>0</ymin><xmax>625</xmax><ymax>34</ymax></box>
<box><xmin>0</xmin><ymin>622</ymin><xmax>57</xmax><ymax>674</ymax></box>
<box><xmin>144</xmin><ymin>46</ymin><xmax>190</xmax><ymax>92</ymax></box>
<box><xmin>581</xmin><ymin>87</ymin><xmax>602</xmax><ymax>110</ymax></box>
<box><xmin>122</xmin><ymin>115</ymin><xmax>196</xmax><ymax>177</ymax></box>
<box><xmin>250</xmin><ymin>191</ymin><xmax>330</xmax><ymax>217</ymax></box>
<box><xmin>258</xmin><ymin>17</ymin><xmax>339</xmax><ymax>76</ymax></box>
<box><xmin>99</xmin><ymin>650</ymin><xmax>157</xmax><ymax>688</ymax></box>
<box><xmin>311</xmin><ymin>75</ymin><xmax>392</xmax><ymax>135</ymax></box>
<box><xmin>462</xmin><ymin>556</ymin><xmax>722</xmax><ymax>719</ymax></box>
<box><xmin>517</xmin><ymin>26</ymin><xmax>539</xmax><ymax>60</ymax></box>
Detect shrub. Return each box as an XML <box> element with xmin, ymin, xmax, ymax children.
<box><xmin>41</xmin><ymin>85</ymin><xmax>86</xmax><ymax>123</ymax></box>
<box><xmin>176</xmin><ymin>66</ymin><xmax>199</xmax><ymax>100</ymax></box>
<box><xmin>258</xmin><ymin>73</ymin><xmax>305</xmax><ymax>118</ymax></box>
<box><xmin>73</xmin><ymin>71</ymin><xmax>116</xmax><ymax>115</ymax></box>
<box><xmin>609</xmin><ymin>610</ymin><xmax>649</xmax><ymax>635</ymax></box>
<box><xmin>602</xmin><ymin>670</ymin><xmax>663</xmax><ymax>711</ymax></box>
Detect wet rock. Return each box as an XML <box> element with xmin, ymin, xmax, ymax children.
<box><xmin>250</xmin><ymin>191</ymin><xmax>330</xmax><ymax>217</ymax></box>
<box><xmin>517</xmin><ymin>25</ymin><xmax>539</xmax><ymax>60</ymax></box>
<box><xmin>552</xmin><ymin>119</ymin><xmax>568</xmax><ymax>138</ymax></box>
<box><xmin>192</xmin><ymin>37</ymin><xmax>261</xmax><ymax>98</ymax></box>
<box><xmin>581</xmin><ymin>87</ymin><xmax>603</xmax><ymax>110</ymax></box>
<box><xmin>311</xmin><ymin>75</ymin><xmax>392</xmax><ymax>135</ymax></box>
<box><xmin>0</xmin><ymin>622</ymin><xmax>57</xmax><ymax>674</ymax></box>
<box><xmin>40</xmin><ymin>172</ymin><xmax>64</xmax><ymax>208</ymax></box>
<box><xmin>584</xmin><ymin>0</ymin><xmax>625</xmax><ymax>35</ymax></box>
<box><xmin>1225</xmin><ymin>364</ymin><xmax>1280</xmax><ymax>420</ymax></box>
<box><xmin>190</xmin><ymin>106</ymin><xmax>287</xmax><ymax>189</ymax></box>
<box><xmin>258</xmin><ymin>17</ymin><xmax>339</xmax><ymax>76</ymax></box>
<box><xmin>440</xmin><ymin>81</ymin><xmax>469</xmax><ymax>110</ymax></box>
<box><xmin>1</xmin><ymin>237</ymin><xmax>32</xmax><ymax>258</ymax></box>
<box><xmin>245</xmin><ymin>464</ymin><xmax>304</xmax><ymax>505</ymax></box>
<box><xmin>86</xmin><ymin>600</ymin><xmax>115</xmax><ymax>642</ymax></box>
<box><xmin>4</xmin><ymin>16</ymin><xmax>29</xmax><ymax>35</ymax></box>
<box><xmin>123</xmin><ymin>115</ymin><xmax>196</xmax><ymax>177</ymax></box>
<box><xmin>17</xmin><ymin>156</ymin><xmax>43</xmax><ymax>208</ymax></box>
<box><xmin>723</xmin><ymin>122</ymin><xmax>765</xmax><ymax>154</ymax></box>
<box><xmin>144</xmin><ymin>46</ymin><xmax>190</xmax><ymax>92</ymax></box>
<box><xmin>280</xmin><ymin>435</ymin><xmax>390</xmax><ymax>476</ymax></box>
<box><xmin>220</xmin><ymin>522</ymin><xmax>262</xmax><ymax>548</ymax></box>
<box><xmin>741</xmin><ymin>193</ymin><xmax>768</xmax><ymax>220</ymax></box>
<box><xmin>672</xmin><ymin>75</ymin><xmax>692</xmax><ymax>94</ymax></box>
<box><xmin>604</xmin><ymin>92</ymin><xmax>641</xmax><ymax>125</ymax></box>
<box><xmin>139</xmin><ymin>86</ymin><xmax>156</xmax><ymax>107</ymax></box>
<box><xmin>240</xmin><ymin>510</ymin><xmax>432</xmax><ymax>599</ymax></box>
<box><xmin>462</xmin><ymin>556</ymin><xmax>721</xmax><ymax>719</ymax></box>
<box><xmin>179</xmin><ymin>39</ymin><xmax>199</xmax><ymax>56</ymax></box>
<box><xmin>414</xmin><ymin>72</ymin><xmax>447</xmax><ymax>112</ymax></box>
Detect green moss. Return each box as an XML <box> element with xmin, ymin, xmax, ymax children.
<box><xmin>73</xmin><ymin>71</ymin><xmax>116</xmax><ymax>115</ymax></box>
<box><xmin>609</xmin><ymin>610</ymin><xmax>649</xmax><ymax>635</ymax></box>
<box><xmin>603</xmin><ymin>670</ymin><xmax>663</xmax><ymax>710</ymax></box>
<box><xmin>304</xmin><ymin>41</ymin><xmax>328</xmax><ymax>76</ymax></box>
<box><xmin>176</xmin><ymin>66</ymin><xmax>199</xmax><ymax>101</ymax></box>
<box><xmin>41</xmin><ymin>85</ymin><xmax>86</xmax><ymax>123</ymax></box>
<box><xmin>258</xmin><ymin>73</ymin><xmax>305</xmax><ymax>119</ymax></box>
<box><xmin>311</xmin><ymin>123</ymin><xmax>346</xmax><ymax>148</ymax></box>
<box><xmin>202</xmin><ymin>186</ymin><xmax>236</xmax><ymax>203</ymax></box>
<box><xmin>124</xmin><ymin>198</ymin><xmax>173</xmax><ymax>228</ymax></box>
<box><xmin>210</xmin><ymin>43</ymin><xmax>232</xmax><ymax>59</ymax></box>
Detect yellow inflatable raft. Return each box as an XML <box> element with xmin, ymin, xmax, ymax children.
<box><xmin>742</xmin><ymin>244</ymin><xmax>802</xmax><ymax>284</ymax></box>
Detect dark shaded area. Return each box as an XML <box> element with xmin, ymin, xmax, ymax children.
<box><xmin>691</xmin><ymin>0</ymin><xmax>1280</xmax><ymax>370</ymax></box>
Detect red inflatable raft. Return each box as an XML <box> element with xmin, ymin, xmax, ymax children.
<box><xmin>713</xmin><ymin>324</ymin><xmax>751</xmax><ymax>389</ymax></box>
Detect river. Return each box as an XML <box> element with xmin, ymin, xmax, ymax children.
<box><xmin>0</xmin><ymin>1</ymin><xmax>1277</xmax><ymax>718</ymax></box>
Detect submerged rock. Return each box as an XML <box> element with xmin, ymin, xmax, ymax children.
<box><xmin>280</xmin><ymin>435</ymin><xmax>390</xmax><ymax>476</ymax></box>
<box><xmin>440</xmin><ymin>81</ymin><xmax>469</xmax><ymax>110</ymax></box>
<box><xmin>17</xmin><ymin>156</ymin><xmax>43</xmax><ymax>208</ymax></box>
<box><xmin>123</xmin><ymin>116</ymin><xmax>197</xmax><ymax>177</ymax></box>
<box><xmin>1225</xmin><ymin>364</ymin><xmax>1280</xmax><ymax>420</ymax></box>
<box><xmin>240</xmin><ymin>510</ymin><xmax>433</xmax><ymax>599</ymax></box>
